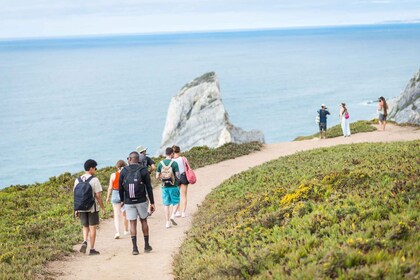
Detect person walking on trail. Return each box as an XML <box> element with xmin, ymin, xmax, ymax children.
<box><xmin>378</xmin><ymin>96</ymin><xmax>388</xmax><ymax>131</ymax></box>
<box><xmin>172</xmin><ymin>145</ymin><xmax>190</xmax><ymax>218</ymax></box>
<box><xmin>73</xmin><ymin>159</ymin><xmax>105</xmax><ymax>256</ymax></box>
<box><xmin>339</xmin><ymin>103</ymin><xmax>351</xmax><ymax>137</ymax></box>
<box><xmin>119</xmin><ymin>152</ymin><xmax>155</xmax><ymax>255</ymax></box>
<box><xmin>318</xmin><ymin>104</ymin><xmax>330</xmax><ymax>139</ymax></box>
<box><xmin>136</xmin><ymin>145</ymin><xmax>156</xmax><ymax>174</ymax></box>
<box><xmin>106</xmin><ymin>160</ymin><xmax>129</xmax><ymax>239</ymax></box>
<box><xmin>156</xmin><ymin>147</ymin><xmax>180</xmax><ymax>229</ymax></box>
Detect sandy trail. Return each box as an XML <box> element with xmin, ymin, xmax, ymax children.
<box><xmin>47</xmin><ymin>124</ymin><xmax>419</xmax><ymax>279</ymax></box>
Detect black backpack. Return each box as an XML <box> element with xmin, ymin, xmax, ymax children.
<box><xmin>74</xmin><ymin>176</ymin><xmax>95</xmax><ymax>211</ymax></box>
<box><xmin>123</xmin><ymin>165</ymin><xmax>147</xmax><ymax>203</ymax></box>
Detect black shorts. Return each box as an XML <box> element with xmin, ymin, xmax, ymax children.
<box><xmin>79</xmin><ymin>211</ymin><xmax>99</xmax><ymax>227</ymax></box>
<box><xmin>179</xmin><ymin>172</ymin><xmax>189</xmax><ymax>185</ymax></box>
<box><xmin>319</xmin><ymin>122</ymin><xmax>327</xmax><ymax>131</ymax></box>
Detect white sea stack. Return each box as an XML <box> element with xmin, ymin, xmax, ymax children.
<box><xmin>158</xmin><ymin>72</ymin><xmax>265</xmax><ymax>155</ymax></box>
<box><xmin>388</xmin><ymin>68</ymin><xmax>420</xmax><ymax>125</ymax></box>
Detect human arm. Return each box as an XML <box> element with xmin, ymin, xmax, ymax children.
<box><xmin>155</xmin><ymin>161</ymin><xmax>161</xmax><ymax>180</ymax></box>
<box><xmin>118</xmin><ymin>168</ymin><xmax>125</xmax><ymax>206</ymax></box>
<box><xmin>95</xmin><ymin>192</ymin><xmax>106</xmax><ymax>216</ymax></box>
<box><xmin>142</xmin><ymin>169</ymin><xmax>155</xmax><ymax>213</ymax></box>
<box><xmin>106</xmin><ymin>173</ymin><xmax>115</xmax><ymax>204</ymax></box>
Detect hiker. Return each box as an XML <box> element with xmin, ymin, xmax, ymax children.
<box><xmin>317</xmin><ymin>104</ymin><xmax>330</xmax><ymax>139</ymax></box>
<box><xmin>106</xmin><ymin>160</ymin><xmax>129</xmax><ymax>239</ymax></box>
<box><xmin>156</xmin><ymin>147</ymin><xmax>180</xmax><ymax>229</ymax></box>
<box><xmin>339</xmin><ymin>103</ymin><xmax>351</xmax><ymax>137</ymax></box>
<box><xmin>73</xmin><ymin>159</ymin><xmax>106</xmax><ymax>255</ymax></box>
<box><xmin>136</xmin><ymin>145</ymin><xmax>156</xmax><ymax>174</ymax></box>
<box><xmin>378</xmin><ymin>96</ymin><xmax>388</xmax><ymax>131</ymax></box>
<box><xmin>172</xmin><ymin>145</ymin><xmax>189</xmax><ymax>218</ymax></box>
<box><xmin>119</xmin><ymin>151</ymin><xmax>155</xmax><ymax>255</ymax></box>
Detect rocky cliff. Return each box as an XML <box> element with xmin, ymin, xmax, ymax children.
<box><xmin>158</xmin><ymin>72</ymin><xmax>265</xmax><ymax>154</ymax></box>
<box><xmin>388</xmin><ymin>69</ymin><xmax>420</xmax><ymax>125</ymax></box>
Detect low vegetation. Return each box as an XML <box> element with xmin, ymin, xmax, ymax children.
<box><xmin>294</xmin><ymin>120</ymin><xmax>377</xmax><ymax>141</ymax></box>
<box><xmin>0</xmin><ymin>141</ymin><xmax>262</xmax><ymax>279</ymax></box>
<box><xmin>174</xmin><ymin>141</ymin><xmax>419</xmax><ymax>279</ymax></box>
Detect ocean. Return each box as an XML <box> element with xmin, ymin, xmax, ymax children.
<box><xmin>1</xmin><ymin>23</ymin><xmax>420</xmax><ymax>189</ymax></box>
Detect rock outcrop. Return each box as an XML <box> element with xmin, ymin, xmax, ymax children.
<box><xmin>158</xmin><ymin>72</ymin><xmax>265</xmax><ymax>154</ymax></box>
<box><xmin>387</xmin><ymin>69</ymin><xmax>420</xmax><ymax>125</ymax></box>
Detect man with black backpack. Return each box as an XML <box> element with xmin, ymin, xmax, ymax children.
<box><xmin>119</xmin><ymin>151</ymin><xmax>155</xmax><ymax>255</ymax></box>
<box><xmin>73</xmin><ymin>159</ymin><xmax>105</xmax><ymax>255</ymax></box>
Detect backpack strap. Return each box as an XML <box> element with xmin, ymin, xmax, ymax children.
<box><xmin>168</xmin><ymin>160</ymin><xmax>173</xmax><ymax>167</ymax></box>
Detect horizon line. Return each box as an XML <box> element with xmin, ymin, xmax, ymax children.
<box><xmin>1</xmin><ymin>21</ymin><xmax>420</xmax><ymax>43</ymax></box>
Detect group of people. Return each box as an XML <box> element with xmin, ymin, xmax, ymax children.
<box><xmin>317</xmin><ymin>96</ymin><xmax>389</xmax><ymax>138</ymax></box>
<box><xmin>73</xmin><ymin>145</ymin><xmax>193</xmax><ymax>256</ymax></box>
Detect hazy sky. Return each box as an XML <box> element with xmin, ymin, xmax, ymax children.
<box><xmin>1</xmin><ymin>0</ymin><xmax>419</xmax><ymax>39</ymax></box>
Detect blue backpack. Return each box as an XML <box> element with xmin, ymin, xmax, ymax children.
<box><xmin>74</xmin><ymin>176</ymin><xmax>96</xmax><ymax>211</ymax></box>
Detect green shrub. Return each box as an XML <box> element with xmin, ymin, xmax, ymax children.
<box><xmin>174</xmin><ymin>141</ymin><xmax>420</xmax><ymax>279</ymax></box>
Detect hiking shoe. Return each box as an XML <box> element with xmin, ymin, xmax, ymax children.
<box><xmin>89</xmin><ymin>249</ymin><xmax>100</xmax><ymax>255</ymax></box>
<box><xmin>166</xmin><ymin>221</ymin><xmax>171</xmax><ymax>229</ymax></box>
<box><xmin>114</xmin><ymin>232</ymin><xmax>120</xmax><ymax>239</ymax></box>
<box><xmin>170</xmin><ymin>218</ymin><xmax>177</xmax><ymax>226</ymax></box>
<box><xmin>123</xmin><ymin>230</ymin><xmax>130</xmax><ymax>235</ymax></box>
<box><xmin>144</xmin><ymin>245</ymin><xmax>153</xmax><ymax>253</ymax></box>
<box><xmin>132</xmin><ymin>247</ymin><xmax>139</xmax><ymax>255</ymax></box>
<box><xmin>174</xmin><ymin>211</ymin><xmax>181</xmax><ymax>217</ymax></box>
<box><xmin>79</xmin><ymin>241</ymin><xmax>87</xmax><ymax>254</ymax></box>
<box><xmin>181</xmin><ymin>212</ymin><xmax>186</xmax><ymax>218</ymax></box>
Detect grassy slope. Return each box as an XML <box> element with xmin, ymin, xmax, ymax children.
<box><xmin>0</xmin><ymin>142</ymin><xmax>262</xmax><ymax>279</ymax></box>
<box><xmin>174</xmin><ymin>141</ymin><xmax>419</xmax><ymax>279</ymax></box>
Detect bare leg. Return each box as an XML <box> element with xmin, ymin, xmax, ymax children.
<box><xmin>123</xmin><ymin>211</ymin><xmax>129</xmax><ymax>232</ymax></box>
<box><xmin>130</xmin><ymin>220</ymin><xmax>137</xmax><ymax>236</ymax></box>
<box><xmin>140</xmin><ymin>218</ymin><xmax>149</xmax><ymax>236</ymax></box>
<box><xmin>89</xmin><ymin>225</ymin><xmax>96</xmax><ymax>249</ymax></box>
<box><xmin>82</xmin><ymin>226</ymin><xmax>89</xmax><ymax>242</ymax></box>
<box><xmin>179</xmin><ymin>184</ymin><xmax>188</xmax><ymax>213</ymax></box>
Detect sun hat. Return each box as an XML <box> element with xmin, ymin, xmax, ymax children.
<box><xmin>136</xmin><ymin>145</ymin><xmax>147</xmax><ymax>153</ymax></box>
<box><xmin>321</xmin><ymin>104</ymin><xmax>326</xmax><ymax>107</ymax></box>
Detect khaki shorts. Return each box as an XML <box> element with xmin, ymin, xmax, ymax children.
<box><xmin>125</xmin><ymin>202</ymin><xmax>149</xmax><ymax>220</ymax></box>
<box><xmin>79</xmin><ymin>211</ymin><xmax>99</xmax><ymax>226</ymax></box>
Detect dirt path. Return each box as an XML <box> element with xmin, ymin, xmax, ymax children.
<box><xmin>47</xmin><ymin>124</ymin><xmax>419</xmax><ymax>279</ymax></box>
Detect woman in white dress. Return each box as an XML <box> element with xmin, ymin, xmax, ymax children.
<box><xmin>339</xmin><ymin>103</ymin><xmax>351</xmax><ymax>137</ymax></box>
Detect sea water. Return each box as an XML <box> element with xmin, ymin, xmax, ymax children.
<box><xmin>1</xmin><ymin>24</ymin><xmax>420</xmax><ymax>189</ymax></box>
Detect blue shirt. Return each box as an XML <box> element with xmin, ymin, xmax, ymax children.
<box><xmin>318</xmin><ymin>109</ymin><xmax>330</xmax><ymax>123</ymax></box>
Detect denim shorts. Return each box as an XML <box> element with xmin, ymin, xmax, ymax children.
<box><xmin>111</xmin><ymin>189</ymin><xmax>121</xmax><ymax>204</ymax></box>
<box><xmin>162</xmin><ymin>187</ymin><xmax>180</xmax><ymax>206</ymax></box>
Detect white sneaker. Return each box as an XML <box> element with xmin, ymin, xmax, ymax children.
<box><xmin>181</xmin><ymin>212</ymin><xmax>186</xmax><ymax>218</ymax></box>
<box><xmin>166</xmin><ymin>221</ymin><xmax>171</xmax><ymax>229</ymax></box>
<box><xmin>114</xmin><ymin>232</ymin><xmax>120</xmax><ymax>239</ymax></box>
<box><xmin>174</xmin><ymin>211</ymin><xmax>181</xmax><ymax>217</ymax></box>
<box><xmin>123</xmin><ymin>230</ymin><xmax>129</xmax><ymax>235</ymax></box>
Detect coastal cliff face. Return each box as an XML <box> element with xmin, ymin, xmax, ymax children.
<box><xmin>158</xmin><ymin>72</ymin><xmax>265</xmax><ymax>154</ymax></box>
<box><xmin>388</xmin><ymin>69</ymin><xmax>420</xmax><ymax>125</ymax></box>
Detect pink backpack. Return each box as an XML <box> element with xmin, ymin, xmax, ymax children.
<box><xmin>182</xmin><ymin>157</ymin><xmax>197</xmax><ymax>184</ymax></box>
<box><xmin>345</xmin><ymin>111</ymin><xmax>350</xmax><ymax>119</ymax></box>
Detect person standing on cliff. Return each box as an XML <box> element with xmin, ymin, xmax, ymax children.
<box><xmin>156</xmin><ymin>147</ymin><xmax>180</xmax><ymax>229</ymax></box>
<box><xmin>119</xmin><ymin>152</ymin><xmax>155</xmax><ymax>255</ymax></box>
<box><xmin>339</xmin><ymin>103</ymin><xmax>351</xmax><ymax>137</ymax></box>
<box><xmin>74</xmin><ymin>159</ymin><xmax>106</xmax><ymax>255</ymax></box>
<box><xmin>318</xmin><ymin>104</ymin><xmax>330</xmax><ymax>139</ymax></box>
<box><xmin>378</xmin><ymin>96</ymin><xmax>388</xmax><ymax>131</ymax></box>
